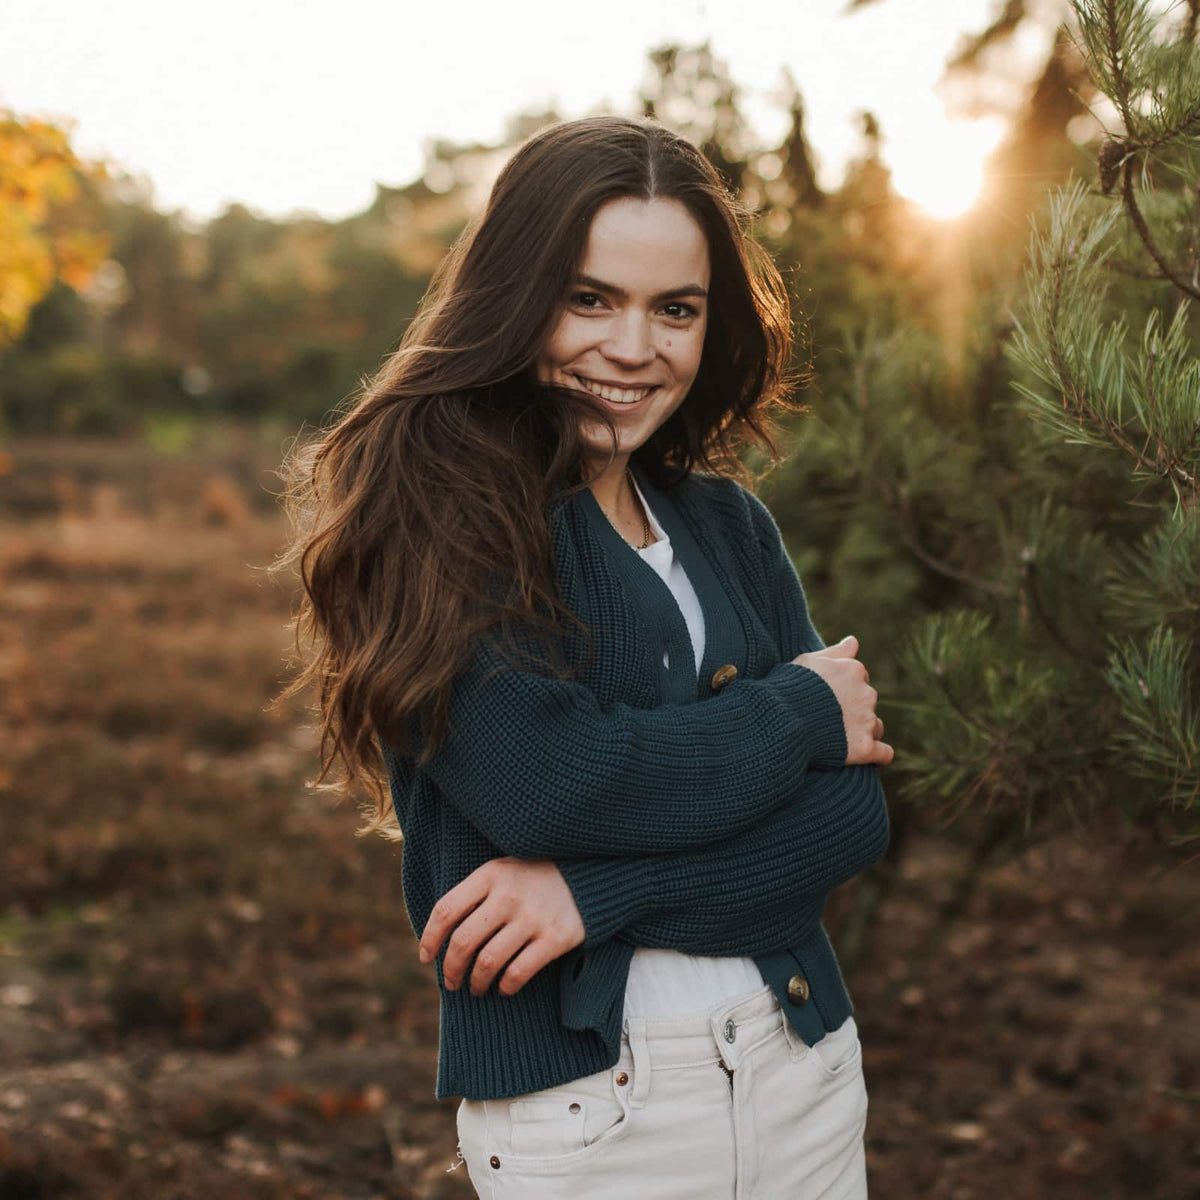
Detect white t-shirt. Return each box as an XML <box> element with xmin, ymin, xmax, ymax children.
<box><xmin>621</xmin><ymin>473</ymin><xmax>768</xmax><ymax>1019</ymax></box>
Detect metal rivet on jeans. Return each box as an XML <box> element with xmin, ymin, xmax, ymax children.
<box><xmin>724</xmin><ymin>1018</ymin><xmax>736</xmax><ymax>1043</ymax></box>
<box><xmin>615</xmin><ymin>1071</ymin><xmax>629</xmax><ymax>1086</ymax></box>
<box><xmin>489</xmin><ymin>1155</ymin><xmax>501</xmax><ymax>1169</ymax></box>
<box><xmin>569</xmin><ymin>1102</ymin><xmax>581</xmax><ymax>1113</ymax></box>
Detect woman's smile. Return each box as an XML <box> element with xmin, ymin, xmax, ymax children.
<box><xmin>568</xmin><ymin>372</ymin><xmax>661</xmax><ymax>406</ymax></box>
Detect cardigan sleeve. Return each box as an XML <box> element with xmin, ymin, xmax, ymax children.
<box><xmin>554</xmin><ymin>763</ymin><xmax>889</xmax><ymax>948</ymax></box>
<box><xmin>403</xmin><ymin>631</ymin><xmax>848</xmax><ymax>859</ymax></box>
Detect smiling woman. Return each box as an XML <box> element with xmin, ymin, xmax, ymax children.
<box><xmin>276</xmin><ymin>114</ymin><xmax>891</xmax><ymax>1198</ymax></box>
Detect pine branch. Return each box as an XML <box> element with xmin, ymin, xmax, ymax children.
<box><xmin>1120</xmin><ymin>152</ymin><xmax>1200</xmax><ymax>301</ymax></box>
<box><xmin>1140</xmin><ymin>105</ymin><xmax>1200</xmax><ymax>153</ymax></box>
<box><xmin>877</xmin><ymin>474</ymin><xmax>1011</xmax><ymax>596</ymax></box>
<box><xmin>1021</xmin><ymin>556</ymin><xmax>1111</xmax><ymax>668</ymax></box>
<box><xmin>1103</xmin><ymin>0</ymin><xmax>1141</xmax><ymax>135</ymax></box>
<box><xmin>1105</xmin><ymin>257</ymin><xmax>1198</xmax><ymax>281</ymax></box>
<box><xmin>1032</xmin><ymin>201</ymin><xmax>1199</xmax><ymax>498</ymax></box>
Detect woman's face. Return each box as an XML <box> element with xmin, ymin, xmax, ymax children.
<box><xmin>534</xmin><ymin>195</ymin><xmax>711</xmax><ymax>467</ymax></box>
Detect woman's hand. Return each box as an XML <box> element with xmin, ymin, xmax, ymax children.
<box><xmin>792</xmin><ymin>635</ymin><xmax>894</xmax><ymax>767</ymax></box>
<box><xmin>417</xmin><ymin>858</ymin><xmax>585</xmax><ymax>996</ymax></box>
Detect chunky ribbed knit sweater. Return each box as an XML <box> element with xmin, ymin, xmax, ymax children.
<box><xmin>380</xmin><ymin>454</ymin><xmax>890</xmax><ymax>1101</ymax></box>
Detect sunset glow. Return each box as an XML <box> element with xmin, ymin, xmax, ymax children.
<box><xmin>888</xmin><ymin>115</ymin><xmax>1009</xmax><ymax>221</ymax></box>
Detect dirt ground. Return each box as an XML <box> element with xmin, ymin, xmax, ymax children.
<box><xmin>0</xmin><ymin>430</ymin><xmax>1196</xmax><ymax>1199</ymax></box>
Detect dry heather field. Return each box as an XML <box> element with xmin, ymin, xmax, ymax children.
<box><xmin>0</xmin><ymin>429</ymin><xmax>1196</xmax><ymax>1199</ymax></box>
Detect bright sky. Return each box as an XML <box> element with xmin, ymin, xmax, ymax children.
<box><xmin>0</xmin><ymin>0</ymin><xmax>1063</xmax><ymax>225</ymax></box>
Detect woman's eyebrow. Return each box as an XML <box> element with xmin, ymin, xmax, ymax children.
<box><xmin>573</xmin><ymin>273</ymin><xmax>708</xmax><ymax>302</ymax></box>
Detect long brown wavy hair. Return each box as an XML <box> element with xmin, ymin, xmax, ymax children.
<box><xmin>271</xmin><ymin>114</ymin><xmax>812</xmax><ymax>838</ymax></box>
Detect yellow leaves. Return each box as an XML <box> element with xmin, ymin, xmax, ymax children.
<box><xmin>0</xmin><ymin>110</ymin><xmax>112</xmax><ymax>348</ymax></box>
<box><xmin>0</xmin><ymin>115</ymin><xmax>79</xmax><ymax>218</ymax></box>
<box><xmin>0</xmin><ymin>211</ymin><xmax>53</xmax><ymax>342</ymax></box>
<box><xmin>54</xmin><ymin>227</ymin><xmax>110</xmax><ymax>292</ymax></box>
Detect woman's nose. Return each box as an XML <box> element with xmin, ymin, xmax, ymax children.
<box><xmin>602</xmin><ymin>311</ymin><xmax>655</xmax><ymax>366</ymax></box>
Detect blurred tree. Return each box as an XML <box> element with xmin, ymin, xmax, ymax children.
<box><xmin>0</xmin><ymin>111</ymin><xmax>110</xmax><ymax>349</ymax></box>
<box><xmin>0</xmin><ymin>111</ymin><xmax>110</xmax><ymax>444</ymax></box>
<box><xmin>107</xmin><ymin>199</ymin><xmax>195</xmax><ymax>360</ymax></box>
<box><xmin>639</xmin><ymin>41</ymin><xmax>754</xmax><ymax>194</ymax></box>
<box><xmin>773</xmin><ymin>68</ymin><xmax>825</xmax><ymax>212</ymax></box>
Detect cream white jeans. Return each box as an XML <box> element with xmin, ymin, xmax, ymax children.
<box><xmin>453</xmin><ymin>982</ymin><xmax>869</xmax><ymax>1198</ymax></box>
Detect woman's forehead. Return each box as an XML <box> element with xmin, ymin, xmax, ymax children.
<box><xmin>578</xmin><ymin>196</ymin><xmax>711</xmax><ymax>292</ymax></box>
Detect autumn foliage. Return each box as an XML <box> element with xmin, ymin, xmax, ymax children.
<box><xmin>0</xmin><ymin>111</ymin><xmax>110</xmax><ymax>348</ymax></box>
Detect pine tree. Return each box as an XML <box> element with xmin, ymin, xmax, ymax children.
<box><xmin>872</xmin><ymin>0</ymin><xmax>1200</xmax><ymax>868</ymax></box>
<box><xmin>1002</xmin><ymin>0</ymin><xmax>1199</xmax><ymax>836</ymax></box>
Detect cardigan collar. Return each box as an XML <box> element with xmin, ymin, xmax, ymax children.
<box><xmin>570</xmin><ymin>457</ymin><xmax>749</xmax><ymax>702</ymax></box>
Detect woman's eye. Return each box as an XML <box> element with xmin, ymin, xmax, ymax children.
<box><xmin>571</xmin><ymin>291</ymin><xmax>603</xmax><ymax>309</ymax></box>
<box><xmin>664</xmin><ymin>302</ymin><xmax>698</xmax><ymax>320</ymax></box>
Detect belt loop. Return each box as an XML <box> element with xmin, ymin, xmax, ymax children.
<box><xmin>779</xmin><ymin>1006</ymin><xmax>807</xmax><ymax>1062</ymax></box>
<box><xmin>626</xmin><ymin>1018</ymin><xmax>652</xmax><ymax>1109</ymax></box>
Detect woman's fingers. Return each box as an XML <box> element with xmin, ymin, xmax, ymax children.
<box><xmin>441</xmin><ymin>898</ymin><xmax>513</xmax><ymax>989</ymax></box>
<box><xmin>492</xmin><ymin>938</ymin><xmax>558</xmax><ymax>997</ymax></box>
<box><xmin>847</xmin><ymin>717</ymin><xmax>892</xmax><ymax>766</ymax></box>
<box><xmin>466</xmin><ymin>925</ymin><xmax>538</xmax><ymax>996</ymax></box>
<box><xmin>418</xmin><ymin>870</ymin><xmax>490</xmax><ymax>963</ymax></box>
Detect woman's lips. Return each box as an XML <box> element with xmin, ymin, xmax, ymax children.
<box><xmin>569</xmin><ymin>373</ymin><xmax>661</xmax><ymax>406</ymax></box>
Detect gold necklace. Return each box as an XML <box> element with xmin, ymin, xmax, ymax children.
<box><xmin>601</xmin><ymin>466</ymin><xmax>652</xmax><ymax>550</ymax></box>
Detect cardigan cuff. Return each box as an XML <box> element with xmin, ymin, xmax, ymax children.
<box><xmin>554</xmin><ymin>855</ymin><xmax>663</xmax><ymax>947</ymax></box>
<box><xmin>764</xmin><ymin>660</ymin><xmax>849</xmax><ymax>770</ymax></box>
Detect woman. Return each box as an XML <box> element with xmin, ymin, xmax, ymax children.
<box><xmin>280</xmin><ymin>115</ymin><xmax>892</xmax><ymax>1198</ymax></box>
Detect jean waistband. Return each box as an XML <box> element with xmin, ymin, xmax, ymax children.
<box><xmin>616</xmin><ymin>982</ymin><xmax>795</xmax><ymax>1076</ymax></box>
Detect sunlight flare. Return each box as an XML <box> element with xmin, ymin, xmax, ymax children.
<box><xmin>888</xmin><ymin>115</ymin><xmax>1008</xmax><ymax>221</ymax></box>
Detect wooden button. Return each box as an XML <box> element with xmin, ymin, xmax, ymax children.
<box><xmin>786</xmin><ymin>974</ymin><xmax>811</xmax><ymax>1005</ymax></box>
<box><xmin>711</xmin><ymin>663</ymin><xmax>738</xmax><ymax>690</ymax></box>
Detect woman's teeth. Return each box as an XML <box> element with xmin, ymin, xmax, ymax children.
<box><xmin>572</xmin><ymin>375</ymin><xmax>657</xmax><ymax>405</ymax></box>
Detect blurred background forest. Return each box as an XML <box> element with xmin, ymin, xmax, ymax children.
<box><xmin>1</xmin><ymin>0</ymin><xmax>1198</xmax><ymax>1197</ymax></box>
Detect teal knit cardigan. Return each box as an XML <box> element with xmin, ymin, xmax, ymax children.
<box><xmin>380</xmin><ymin>455</ymin><xmax>890</xmax><ymax>1100</ymax></box>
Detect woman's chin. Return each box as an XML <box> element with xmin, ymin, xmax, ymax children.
<box><xmin>579</xmin><ymin>430</ymin><xmax>630</xmax><ymax>459</ymax></box>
